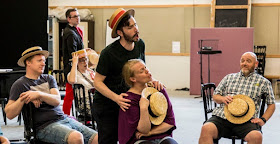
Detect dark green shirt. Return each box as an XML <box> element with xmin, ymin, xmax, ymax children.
<box><xmin>95</xmin><ymin>39</ymin><xmax>145</xmax><ymax>104</ymax></box>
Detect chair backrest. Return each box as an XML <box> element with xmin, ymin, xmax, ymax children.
<box><xmin>88</xmin><ymin>88</ymin><xmax>96</xmax><ymax>130</ymax></box>
<box><xmin>51</xmin><ymin>70</ymin><xmax>66</xmax><ymax>91</ymax></box>
<box><xmin>259</xmin><ymin>94</ymin><xmax>267</xmax><ymax>130</ymax></box>
<box><xmin>254</xmin><ymin>46</ymin><xmax>266</xmax><ymax>76</ymax></box>
<box><xmin>201</xmin><ymin>83</ymin><xmax>217</xmax><ymax>122</ymax></box>
<box><xmin>73</xmin><ymin>84</ymin><xmax>87</xmax><ymax>124</ymax></box>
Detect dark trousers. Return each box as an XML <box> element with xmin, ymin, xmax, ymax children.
<box><xmin>93</xmin><ymin>99</ymin><xmax>119</xmax><ymax>144</ymax></box>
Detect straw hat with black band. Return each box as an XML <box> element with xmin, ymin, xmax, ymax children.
<box><xmin>224</xmin><ymin>94</ymin><xmax>256</xmax><ymax>124</ymax></box>
<box><xmin>109</xmin><ymin>8</ymin><xmax>135</xmax><ymax>38</ymax></box>
<box><xmin>142</xmin><ymin>87</ymin><xmax>168</xmax><ymax>125</ymax></box>
<box><xmin>18</xmin><ymin>46</ymin><xmax>49</xmax><ymax>67</ymax></box>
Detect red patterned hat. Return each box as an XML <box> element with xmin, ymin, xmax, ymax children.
<box><xmin>109</xmin><ymin>8</ymin><xmax>135</xmax><ymax>38</ymax></box>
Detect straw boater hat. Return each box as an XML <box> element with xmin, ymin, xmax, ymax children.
<box><xmin>18</xmin><ymin>46</ymin><xmax>49</xmax><ymax>67</ymax></box>
<box><xmin>86</xmin><ymin>48</ymin><xmax>99</xmax><ymax>69</ymax></box>
<box><xmin>224</xmin><ymin>94</ymin><xmax>255</xmax><ymax>124</ymax></box>
<box><xmin>109</xmin><ymin>8</ymin><xmax>135</xmax><ymax>38</ymax></box>
<box><xmin>142</xmin><ymin>87</ymin><xmax>168</xmax><ymax>125</ymax></box>
<box><xmin>71</xmin><ymin>49</ymin><xmax>99</xmax><ymax>69</ymax></box>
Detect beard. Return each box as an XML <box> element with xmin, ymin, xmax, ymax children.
<box><xmin>241</xmin><ymin>66</ymin><xmax>255</xmax><ymax>76</ymax></box>
<box><xmin>122</xmin><ymin>31</ymin><xmax>139</xmax><ymax>42</ymax></box>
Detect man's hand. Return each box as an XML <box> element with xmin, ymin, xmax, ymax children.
<box><xmin>20</xmin><ymin>91</ymin><xmax>41</xmax><ymax>104</ymax></box>
<box><xmin>32</xmin><ymin>99</ymin><xmax>42</xmax><ymax>108</ymax></box>
<box><xmin>150</xmin><ymin>80</ymin><xmax>165</xmax><ymax>91</ymax></box>
<box><xmin>251</xmin><ymin>118</ymin><xmax>265</xmax><ymax>126</ymax></box>
<box><xmin>115</xmin><ymin>93</ymin><xmax>131</xmax><ymax>112</ymax></box>
<box><xmin>222</xmin><ymin>96</ymin><xmax>233</xmax><ymax>105</ymax></box>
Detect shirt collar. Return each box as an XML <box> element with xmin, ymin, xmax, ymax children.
<box><xmin>240</xmin><ymin>70</ymin><xmax>257</xmax><ymax>77</ymax></box>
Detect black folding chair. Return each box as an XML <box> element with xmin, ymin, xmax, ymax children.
<box><xmin>0</xmin><ymin>98</ymin><xmax>7</xmax><ymax>125</ymax></box>
<box><xmin>254</xmin><ymin>46</ymin><xmax>266</xmax><ymax>76</ymax></box>
<box><xmin>201</xmin><ymin>83</ymin><xmax>244</xmax><ymax>144</ymax></box>
<box><xmin>73</xmin><ymin>84</ymin><xmax>95</xmax><ymax>129</ymax></box>
<box><xmin>88</xmin><ymin>88</ymin><xmax>97</xmax><ymax>130</ymax></box>
<box><xmin>22</xmin><ymin>103</ymin><xmax>52</xmax><ymax>144</ymax></box>
<box><xmin>51</xmin><ymin>70</ymin><xmax>66</xmax><ymax>91</ymax></box>
<box><xmin>201</xmin><ymin>83</ymin><xmax>267</xmax><ymax>144</ymax></box>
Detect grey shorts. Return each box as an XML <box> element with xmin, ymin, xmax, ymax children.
<box><xmin>37</xmin><ymin>117</ymin><xmax>97</xmax><ymax>144</ymax></box>
<box><xmin>207</xmin><ymin>116</ymin><xmax>261</xmax><ymax>139</ymax></box>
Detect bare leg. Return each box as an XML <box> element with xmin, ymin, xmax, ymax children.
<box><xmin>68</xmin><ymin>131</ymin><xmax>84</xmax><ymax>144</ymax></box>
<box><xmin>244</xmin><ymin>130</ymin><xmax>262</xmax><ymax>144</ymax></box>
<box><xmin>199</xmin><ymin>122</ymin><xmax>218</xmax><ymax>144</ymax></box>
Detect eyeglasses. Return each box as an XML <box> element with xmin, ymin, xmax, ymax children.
<box><xmin>79</xmin><ymin>58</ymin><xmax>88</xmax><ymax>63</ymax></box>
<box><xmin>69</xmin><ymin>15</ymin><xmax>80</xmax><ymax>19</ymax></box>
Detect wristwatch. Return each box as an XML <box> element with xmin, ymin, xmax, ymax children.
<box><xmin>260</xmin><ymin>117</ymin><xmax>267</xmax><ymax>123</ymax></box>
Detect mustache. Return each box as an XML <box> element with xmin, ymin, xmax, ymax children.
<box><xmin>133</xmin><ymin>32</ymin><xmax>139</xmax><ymax>37</ymax></box>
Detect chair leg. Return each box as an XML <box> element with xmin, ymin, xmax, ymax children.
<box><xmin>18</xmin><ymin>113</ymin><xmax>22</xmax><ymax>125</ymax></box>
<box><xmin>1</xmin><ymin>100</ymin><xmax>7</xmax><ymax>125</ymax></box>
<box><xmin>232</xmin><ymin>137</ymin><xmax>235</xmax><ymax>144</ymax></box>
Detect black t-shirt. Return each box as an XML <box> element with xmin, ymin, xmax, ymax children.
<box><xmin>9</xmin><ymin>74</ymin><xmax>65</xmax><ymax>130</ymax></box>
<box><xmin>95</xmin><ymin>39</ymin><xmax>145</xmax><ymax>104</ymax></box>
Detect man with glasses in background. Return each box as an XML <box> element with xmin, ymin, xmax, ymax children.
<box><xmin>62</xmin><ymin>8</ymin><xmax>84</xmax><ymax>115</ymax></box>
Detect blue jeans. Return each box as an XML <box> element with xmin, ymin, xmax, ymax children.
<box><xmin>37</xmin><ymin>117</ymin><xmax>97</xmax><ymax>144</ymax></box>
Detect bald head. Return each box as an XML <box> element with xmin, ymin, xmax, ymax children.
<box><xmin>241</xmin><ymin>52</ymin><xmax>258</xmax><ymax>62</ymax></box>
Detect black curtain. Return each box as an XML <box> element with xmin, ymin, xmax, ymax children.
<box><xmin>0</xmin><ymin>0</ymin><xmax>48</xmax><ymax>71</ymax></box>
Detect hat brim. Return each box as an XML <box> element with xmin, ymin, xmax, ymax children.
<box><xmin>111</xmin><ymin>9</ymin><xmax>135</xmax><ymax>38</ymax></box>
<box><xmin>141</xmin><ymin>87</ymin><xmax>159</xmax><ymax>98</ymax></box>
<box><xmin>224</xmin><ymin>94</ymin><xmax>255</xmax><ymax>124</ymax></box>
<box><xmin>142</xmin><ymin>88</ymin><xmax>167</xmax><ymax>125</ymax></box>
<box><xmin>149</xmin><ymin>92</ymin><xmax>168</xmax><ymax>125</ymax></box>
<box><xmin>150</xmin><ymin>112</ymin><xmax>167</xmax><ymax>125</ymax></box>
<box><xmin>18</xmin><ymin>50</ymin><xmax>49</xmax><ymax>67</ymax></box>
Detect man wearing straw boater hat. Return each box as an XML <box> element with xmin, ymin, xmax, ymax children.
<box><xmin>93</xmin><ymin>8</ymin><xmax>164</xmax><ymax>144</ymax></box>
<box><xmin>5</xmin><ymin>46</ymin><xmax>98</xmax><ymax>144</ymax></box>
<box><xmin>199</xmin><ymin>52</ymin><xmax>276</xmax><ymax>144</ymax></box>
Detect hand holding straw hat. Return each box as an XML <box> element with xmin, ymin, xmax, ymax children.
<box><xmin>224</xmin><ymin>94</ymin><xmax>255</xmax><ymax>124</ymax></box>
<box><xmin>142</xmin><ymin>87</ymin><xmax>168</xmax><ymax>125</ymax></box>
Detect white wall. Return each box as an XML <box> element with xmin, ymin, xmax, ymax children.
<box><xmin>146</xmin><ymin>56</ymin><xmax>190</xmax><ymax>90</ymax></box>
<box><xmin>145</xmin><ymin>56</ymin><xmax>280</xmax><ymax>90</ymax></box>
<box><xmin>264</xmin><ymin>58</ymin><xmax>280</xmax><ymax>76</ymax></box>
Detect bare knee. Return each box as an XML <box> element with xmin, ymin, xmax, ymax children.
<box><xmin>244</xmin><ymin>130</ymin><xmax>262</xmax><ymax>144</ymax></box>
<box><xmin>68</xmin><ymin>131</ymin><xmax>84</xmax><ymax>144</ymax></box>
<box><xmin>199</xmin><ymin>122</ymin><xmax>218</xmax><ymax>144</ymax></box>
<box><xmin>201</xmin><ymin>123</ymin><xmax>218</xmax><ymax>137</ymax></box>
